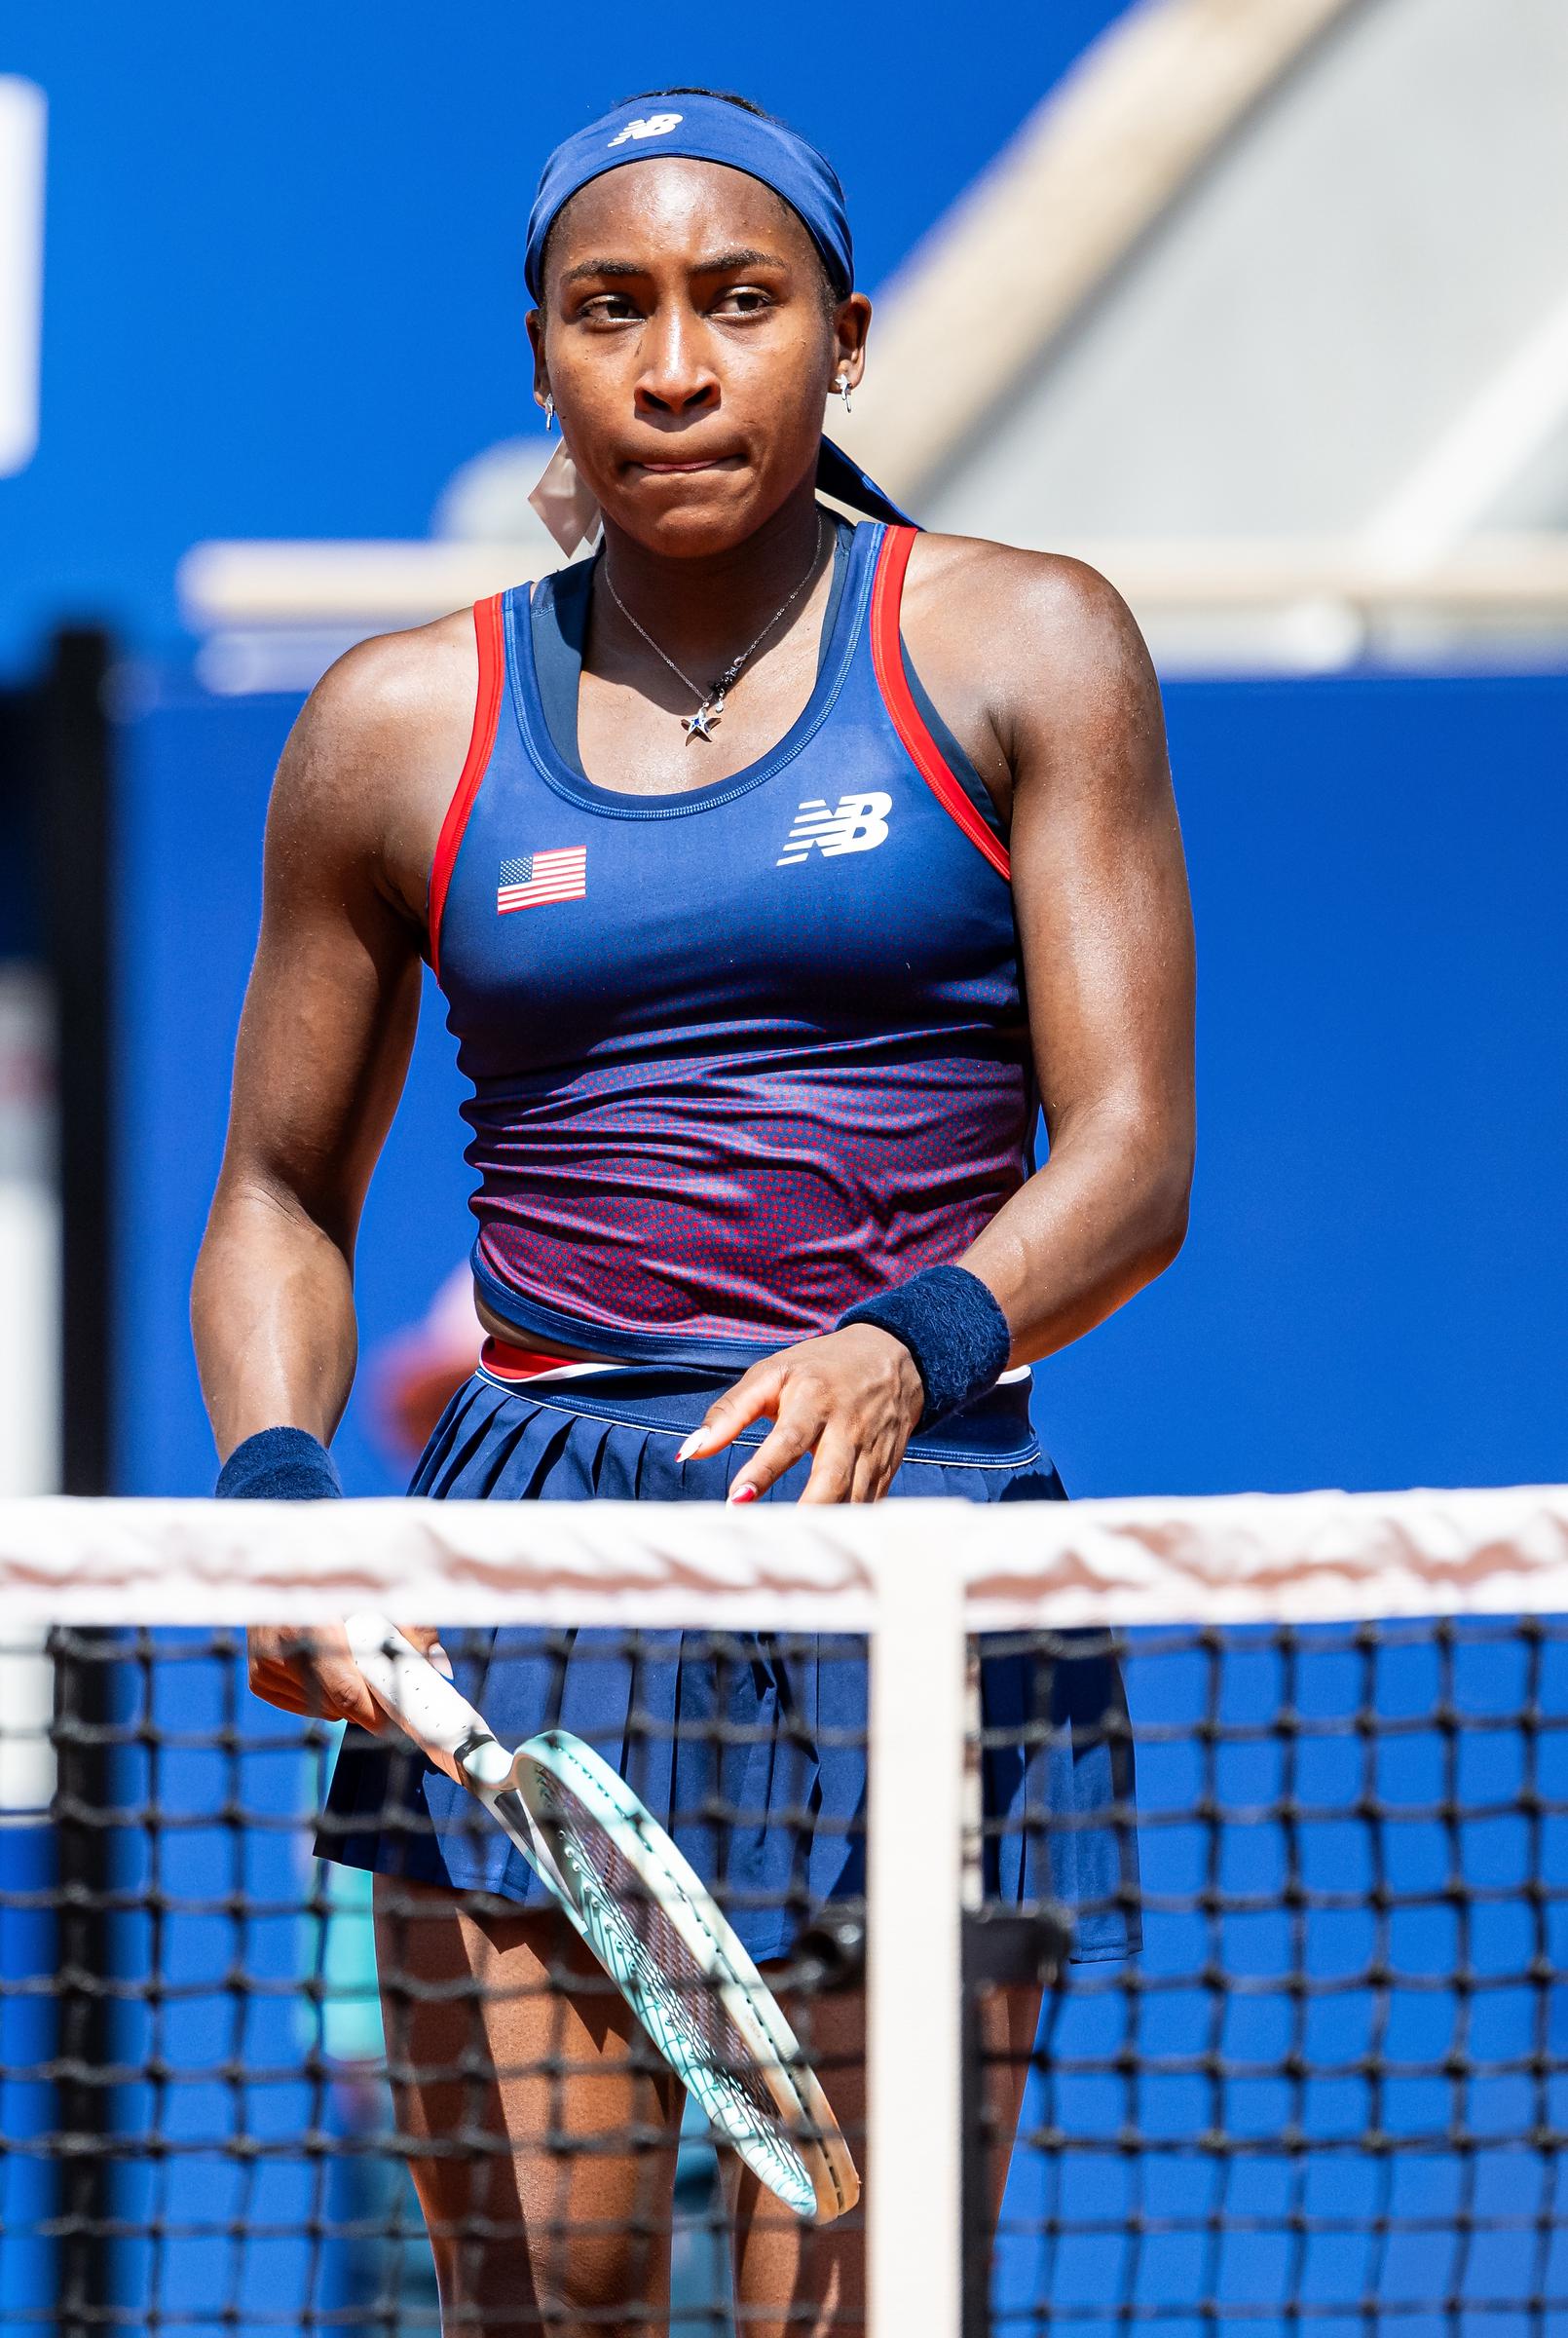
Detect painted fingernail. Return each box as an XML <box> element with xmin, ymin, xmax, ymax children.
<box><xmin>676</xmin><ymin>1429</ymin><xmax>707</xmax><ymax>1463</ymax></box>
<box><xmin>429</xmin><ymin>1642</ymin><xmax>454</xmax><ymax>1679</ymax></box>
<box><xmin>728</xmin><ymin>1482</ymin><xmax>759</xmax><ymax>1506</ymax></box>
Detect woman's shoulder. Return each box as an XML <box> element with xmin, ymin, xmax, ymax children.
<box><xmin>902</xmin><ymin>529</ymin><xmax>1138</xmax><ymax>643</ymax></box>
<box><xmin>302</xmin><ymin>605</ymin><xmax>491</xmax><ymax>756</ymax></box>
<box><xmin>895</xmin><ymin>530</ymin><xmax>1154</xmax><ymax>725</ymax></box>
<box><xmin>276</xmin><ymin>605</ymin><xmax>502</xmax><ymax>807</ymax></box>
<box><xmin>264</xmin><ymin>603</ymin><xmax>517</xmax><ymax>889</ymax></box>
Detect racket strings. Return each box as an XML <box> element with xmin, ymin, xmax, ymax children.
<box><xmin>541</xmin><ymin>1780</ymin><xmax>781</xmax><ymax>2115</ymax></box>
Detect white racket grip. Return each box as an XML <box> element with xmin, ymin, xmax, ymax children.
<box><xmin>343</xmin><ymin>1613</ymin><xmax>502</xmax><ymax>1789</ymax></box>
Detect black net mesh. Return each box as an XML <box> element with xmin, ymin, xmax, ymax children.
<box><xmin>985</xmin><ymin>1616</ymin><xmax>1568</xmax><ymax>2338</ymax></box>
<box><xmin>4</xmin><ymin>1612</ymin><xmax>1566</xmax><ymax>2336</ymax></box>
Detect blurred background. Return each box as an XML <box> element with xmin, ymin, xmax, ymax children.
<box><xmin>3</xmin><ymin>2</ymin><xmax>1568</xmax><ymax>2331</ymax></box>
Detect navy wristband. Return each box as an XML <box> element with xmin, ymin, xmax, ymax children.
<box><xmin>836</xmin><ymin>1264</ymin><xmax>1012</xmax><ymax>1429</ymax></box>
<box><xmin>214</xmin><ymin>1426</ymin><xmax>343</xmax><ymax>1501</ymax></box>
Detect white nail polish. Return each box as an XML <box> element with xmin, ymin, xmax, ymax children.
<box><xmin>429</xmin><ymin>1642</ymin><xmax>454</xmax><ymax>1679</ymax></box>
<box><xmin>676</xmin><ymin>1430</ymin><xmax>704</xmax><ymax>1463</ymax></box>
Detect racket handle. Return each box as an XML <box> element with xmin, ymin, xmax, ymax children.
<box><xmin>343</xmin><ymin>1613</ymin><xmax>507</xmax><ymax>1790</ymax></box>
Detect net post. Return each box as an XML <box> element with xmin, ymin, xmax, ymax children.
<box><xmin>37</xmin><ymin>626</ymin><xmax>117</xmax><ymax>1501</ymax></box>
<box><xmin>36</xmin><ymin>626</ymin><xmax>119</xmax><ymax>2338</ymax></box>
<box><xmin>868</xmin><ymin>1516</ymin><xmax>966</xmax><ymax>2338</ymax></box>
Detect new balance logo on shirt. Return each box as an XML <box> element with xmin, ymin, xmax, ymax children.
<box><xmin>776</xmin><ymin>792</ymin><xmax>893</xmax><ymax>867</ymax></box>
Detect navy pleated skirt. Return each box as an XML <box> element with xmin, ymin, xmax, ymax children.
<box><xmin>319</xmin><ymin>1363</ymin><xmax>1139</xmax><ymax>1965</ymax></box>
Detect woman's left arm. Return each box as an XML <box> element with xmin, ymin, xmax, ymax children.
<box><xmin>953</xmin><ymin>549</ymin><xmax>1195</xmax><ymax>1359</ymax></box>
<box><xmin>684</xmin><ymin>548</ymin><xmax>1195</xmax><ymax>1502</ymax></box>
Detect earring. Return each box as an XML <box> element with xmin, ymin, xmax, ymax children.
<box><xmin>542</xmin><ymin>393</ymin><xmax>556</xmax><ymax>434</ymax></box>
<box><xmin>835</xmin><ymin>374</ymin><xmax>852</xmax><ymax>415</ymax></box>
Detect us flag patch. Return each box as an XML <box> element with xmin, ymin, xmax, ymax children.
<box><xmin>497</xmin><ymin>848</ymin><xmax>587</xmax><ymax>913</ymax></box>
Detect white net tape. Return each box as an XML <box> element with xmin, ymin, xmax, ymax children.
<box><xmin>2</xmin><ymin>1483</ymin><xmax>1567</xmax><ymax>1625</ymax></box>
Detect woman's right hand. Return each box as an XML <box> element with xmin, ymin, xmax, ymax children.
<box><xmin>246</xmin><ymin>1621</ymin><xmax>448</xmax><ymax>1729</ymax></box>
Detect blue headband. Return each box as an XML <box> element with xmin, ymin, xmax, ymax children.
<box><xmin>525</xmin><ymin>94</ymin><xmax>852</xmax><ymax>303</ymax></box>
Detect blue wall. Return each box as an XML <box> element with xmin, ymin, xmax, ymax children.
<box><xmin>121</xmin><ymin>665</ymin><xmax>1568</xmax><ymax>1500</ymax></box>
<box><xmin>1045</xmin><ymin>671</ymin><xmax>1568</xmax><ymax>1497</ymax></box>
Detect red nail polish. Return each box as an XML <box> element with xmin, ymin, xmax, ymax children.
<box><xmin>728</xmin><ymin>1482</ymin><xmax>759</xmax><ymax>1506</ymax></box>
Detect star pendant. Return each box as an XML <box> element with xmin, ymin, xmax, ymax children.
<box><xmin>683</xmin><ymin>698</ymin><xmax>721</xmax><ymax>742</ymax></box>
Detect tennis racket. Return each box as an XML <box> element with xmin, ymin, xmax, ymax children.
<box><xmin>343</xmin><ymin>1614</ymin><xmax>860</xmax><ymax>2224</ymax></box>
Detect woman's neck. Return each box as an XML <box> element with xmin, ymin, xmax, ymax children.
<box><xmin>595</xmin><ymin>476</ymin><xmax>829</xmax><ymax>678</ymax></box>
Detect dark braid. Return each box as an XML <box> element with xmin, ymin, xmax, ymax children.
<box><xmin>614</xmin><ymin>86</ymin><xmax>771</xmax><ymax>119</ymax></box>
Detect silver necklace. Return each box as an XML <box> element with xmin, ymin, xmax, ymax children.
<box><xmin>599</xmin><ymin>512</ymin><xmax>828</xmax><ymax>742</ymax></box>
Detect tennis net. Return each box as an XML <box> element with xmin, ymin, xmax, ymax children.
<box><xmin>3</xmin><ymin>1488</ymin><xmax>1568</xmax><ymax>2338</ymax></box>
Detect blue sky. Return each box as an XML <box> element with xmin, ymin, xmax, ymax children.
<box><xmin>3</xmin><ymin>0</ymin><xmax>1130</xmax><ymax>673</ymax></box>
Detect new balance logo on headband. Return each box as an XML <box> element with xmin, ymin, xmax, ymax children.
<box><xmin>776</xmin><ymin>793</ymin><xmax>893</xmax><ymax>866</ymax></box>
<box><xmin>608</xmin><ymin>113</ymin><xmax>684</xmax><ymax>148</ymax></box>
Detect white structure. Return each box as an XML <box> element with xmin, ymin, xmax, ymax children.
<box><xmin>0</xmin><ymin>77</ymin><xmax>47</xmax><ymax>477</ymax></box>
<box><xmin>0</xmin><ymin>968</ymin><xmax>58</xmax><ymax>1812</ymax></box>
<box><xmin>836</xmin><ymin>0</ymin><xmax>1568</xmax><ymax>662</ymax></box>
<box><xmin>862</xmin><ymin>0</ymin><xmax>1568</xmax><ymax>550</ymax></box>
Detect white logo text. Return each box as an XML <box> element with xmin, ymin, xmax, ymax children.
<box><xmin>777</xmin><ymin>792</ymin><xmax>893</xmax><ymax>866</ymax></box>
<box><xmin>608</xmin><ymin>113</ymin><xmax>684</xmax><ymax>147</ymax></box>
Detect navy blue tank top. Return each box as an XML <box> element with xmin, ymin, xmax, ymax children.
<box><xmin>429</xmin><ymin>517</ymin><xmax>1030</xmax><ymax>1371</ymax></box>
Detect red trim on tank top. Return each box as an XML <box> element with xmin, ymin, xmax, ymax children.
<box><xmin>428</xmin><ymin>592</ymin><xmax>506</xmax><ymax>979</ymax></box>
<box><xmin>868</xmin><ymin>526</ymin><xmax>1012</xmax><ymax>884</ymax></box>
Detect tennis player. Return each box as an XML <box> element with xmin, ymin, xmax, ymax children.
<box><xmin>194</xmin><ymin>88</ymin><xmax>1195</xmax><ymax>2338</ymax></box>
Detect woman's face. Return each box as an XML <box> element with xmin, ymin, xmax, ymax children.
<box><xmin>529</xmin><ymin>158</ymin><xmax>868</xmax><ymax>557</ymax></box>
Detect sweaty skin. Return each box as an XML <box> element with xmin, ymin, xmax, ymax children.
<box><xmin>194</xmin><ymin>154</ymin><xmax>1193</xmax><ymax>1698</ymax></box>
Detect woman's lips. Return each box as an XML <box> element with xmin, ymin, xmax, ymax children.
<box><xmin>630</xmin><ymin>453</ymin><xmax>743</xmax><ymax>475</ymax></box>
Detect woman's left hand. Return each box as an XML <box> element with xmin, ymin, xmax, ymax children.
<box><xmin>677</xmin><ymin>1325</ymin><xmax>925</xmax><ymax>1504</ymax></box>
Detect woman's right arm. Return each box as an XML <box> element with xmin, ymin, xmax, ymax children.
<box><xmin>192</xmin><ymin>634</ymin><xmax>457</xmax><ymax>1723</ymax></box>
